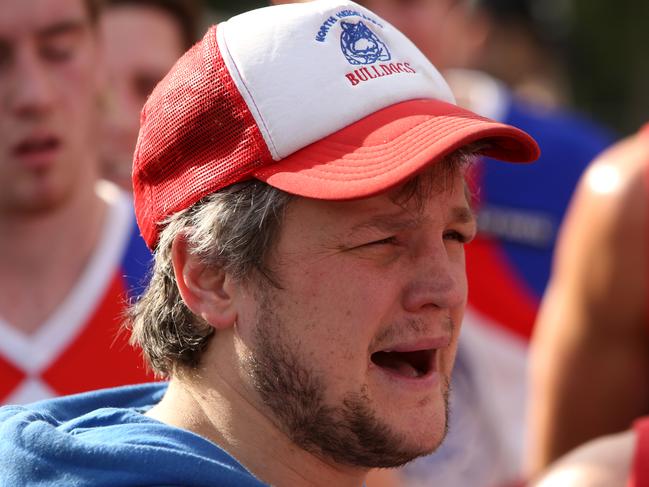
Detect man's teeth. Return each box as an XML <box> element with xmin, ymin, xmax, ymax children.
<box><xmin>395</xmin><ymin>362</ymin><xmax>420</xmax><ymax>378</ymax></box>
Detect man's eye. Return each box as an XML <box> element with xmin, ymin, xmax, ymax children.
<box><xmin>443</xmin><ymin>230</ymin><xmax>471</xmax><ymax>244</ymax></box>
<box><xmin>41</xmin><ymin>44</ymin><xmax>74</xmax><ymax>62</ymax></box>
<box><xmin>39</xmin><ymin>30</ymin><xmax>82</xmax><ymax>63</ymax></box>
<box><xmin>367</xmin><ymin>236</ymin><xmax>398</xmax><ymax>246</ymax></box>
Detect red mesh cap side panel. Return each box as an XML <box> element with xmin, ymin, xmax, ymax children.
<box><xmin>133</xmin><ymin>25</ymin><xmax>274</xmax><ymax>248</ymax></box>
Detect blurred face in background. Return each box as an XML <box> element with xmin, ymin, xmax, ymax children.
<box><xmin>357</xmin><ymin>0</ymin><xmax>487</xmax><ymax>70</ymax></box>
<box><xmin>99</xmin><ymin>4</ymin><xmax>186</xmax><ymax>191</ymax></box>
<box><xmin>0</xmin><ymin>0</ymin><xmax>100</xmax><ymax>215</ymax></box>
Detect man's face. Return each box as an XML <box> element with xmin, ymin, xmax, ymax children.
<box><xmin>0</xmin><ymin>0</ymin><xmax>100</xmax><ymax>214</ymax></box>
<box><xmin>358</xmin><ymin>0</ymin><xmax>481</xmax><ymax>70</ymax></box>
<box><xmin>237</xmin><ymin>165</ymin><xmax>475</xmax><ymax>467</ymax></box>
<box><xmin>99</xmin><ymin>5</ymin><xmax>185</xmax><ymax>190</ymax></box>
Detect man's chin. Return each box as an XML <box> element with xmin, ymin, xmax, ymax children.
<box><xmin>326</xmin><ymin>412</ymin><xmax>449</xmax><ymax>470</ymax></box>
<box><xmin>346</xmin><ymin>443</ymin><xmax>443</xmax><ymax>470</ymax></box>
<box><xmin>371</xmin><ymin>429</ymin><xmax>447</xmax><ymax>469</ymax></box>
<box><xmin>7</xmin><ymin>187</ymin><xmax>70</xmax><ymax>215</ymax></box>
<box><xmin>366</xmin><ymin>398</ymin><xmax>450</xmax><ymax>468</ymax></box>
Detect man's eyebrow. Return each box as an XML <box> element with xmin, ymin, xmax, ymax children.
<box><xmin>37</xmin><ymin>19</ymin><xmax>86</xmax><ymax>39</ymax></box>
<box><xmin>348</xmin><ymin>205</ymin><xmax>476</xmax><ymax>237</ymax></box>
<box><xmin>349</xmin><ymin>211</ymin><xmax>423</xmax><ymax>234</ymax></box>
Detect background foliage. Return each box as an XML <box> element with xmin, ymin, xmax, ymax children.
<box><xmin>207</xmin><ymin>0</ymin><xmax>648</xmax><ymax>136</ymax></box>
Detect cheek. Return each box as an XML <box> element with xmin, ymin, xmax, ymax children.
<box><xmin>58</xmin><ymin>51</ymin><xmax>100</xmax><ymax>121</ymax></box>
<box><xmin>281</xmin><ymin>264</ymin><xmax>396</xmax><ymax>370</ymax></box>
<box><xmin>441</xmin><ymin>291</ymin><xmax>466</xmax><ymax>375</ymax></box>
<box><xmin>290</xmin><ymin>261</ymin><xmax>395</xmax><ymax>325</ymax></box>
<box><xmin>449</xmin><ymin>246</ymin><xmax>469</xmax><ymax>294</ymax></box>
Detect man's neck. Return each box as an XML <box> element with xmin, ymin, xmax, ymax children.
<box><xmin>0</xmin><ymin>177</ymin><xmax>108</xmax><ymax>334</ymax></box>
<box><xmin>147</xmin><ymin>357</ymin><xmax>367</xmax><ymax>487</ymax></box>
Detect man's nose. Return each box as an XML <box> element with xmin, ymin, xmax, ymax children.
<box><xmin>9</xmin><ymin>52</ymin><xmax>55</xmax><ymax>118</ymax></box>
<box><xmin>402</xmin><ymin>243</ymin><xmax>466</xmax><ymax>312</ymax></box>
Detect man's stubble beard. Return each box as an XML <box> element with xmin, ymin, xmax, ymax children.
<box><xmin>242</xmin><ymin>285</ymin><xmax>451</xmax><ymax>469</ymax></box>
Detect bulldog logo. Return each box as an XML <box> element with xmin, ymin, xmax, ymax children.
<box><xmin>339</xmin><ymin>20</ymin><xmax>391</xmax><ymax>65</ymax></box>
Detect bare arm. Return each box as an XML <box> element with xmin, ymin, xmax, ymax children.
<box><xmin>533</xmin><ymin>430</ymin><xmax>635</xmax><ymax>487</ymax></box>
<box><xmin>526</xmin><ymin>134</ymin><xmax>649</xmax><ymax>476</ymax></box>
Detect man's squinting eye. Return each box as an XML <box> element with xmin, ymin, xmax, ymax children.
<box><xmin>40</xmin><ymin>31</ymin><xmax>81</xmax><ymax>63</ymax></box>
<box><xmin>345</xmin><ymin>235</ymin><xmax>400</xmax><ymax>251</ymax></box>
<box><xmin>444</xmin><ymin>229</ymin><xmax>473</xmax><ymax>244</ymax></box>
<box><xmin>366</xmin><ymin>236</ymin><xmax>399</xmax><ymax>247</ymax></box>
<box><xmin>41</xmin><ymin>44</ymin><xmax>74</xmax><ymax>62</ymax></box>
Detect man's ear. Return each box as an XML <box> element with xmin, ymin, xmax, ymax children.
<box><xmin>171</xmin><ymin>233</ymin><xmax>238</xmax><ymax>329</ymax></box>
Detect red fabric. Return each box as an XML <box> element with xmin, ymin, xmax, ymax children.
<box><xmin>133</xmin><ymin>24</ymin><xmax>273</xmax><ymax>249</ymax></box>
<box><xmin>0</xmin><ymin>355</ymin><xmax>25</xmax><ymax>401</ymax></box>
<box><xmin>628</xmin><ymin>417</ymin><xmax>649</xmax><ymax>487</ymax></box>
<box><xmin>255</xmin><ymin>98</ymin><xmax>539</xmax><ymax>200</ymax></box>
<box><xmin>42</xmin><ymin>272</ymin><xmax>151</xmax><ymax>396</ymax></box>
<box><xmin>465</xmin><ymin>235</ymin><xmax>539</xmax><ymax>340</ymax></box>
<box><xmin>0</xmin><ymin>272</ymin><xmax>153</xmax><ymax>404</ymax></box>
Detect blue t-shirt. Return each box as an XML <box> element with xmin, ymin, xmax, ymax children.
<box><xmin>0</xmin><ymin>383</ymin><xmax>267</xmax><ymax>486</ymax></box>
<box><xmin>466</xmin><ymin>93</ymin><xmax>615</xmax><ymax>339</ymax></box>
<box><xmin>479</xmin><ymin>97</ymin><xmax>614</xmax><ymax>297</ymax></box>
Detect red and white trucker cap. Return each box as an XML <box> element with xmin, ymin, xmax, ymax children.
<box><xmin>133</xmin><ymin>0</ymin><xmax>540</xmax><ymax>249</ymax></box>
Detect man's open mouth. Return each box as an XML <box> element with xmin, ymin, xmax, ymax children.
<box><xmin>15</xmin><ymin>136</ymin><xmax>60</xmax><ymax>156</ymax></box>
<box><xmin>370</xmin><ymin>349</ymin><xmax>435</xmax><ymax>378</ymax></box>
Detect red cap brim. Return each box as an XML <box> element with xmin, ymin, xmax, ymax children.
<box><xmin>253</xmin><ymin>99</ymin><xmax>540</xmax><ymax>200</ymax></box>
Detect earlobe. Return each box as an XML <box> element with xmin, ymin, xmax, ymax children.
<box><xmin>171</xmin><ymin>234</ymin><xmax>238</xmax><ymax>329</ymax></box>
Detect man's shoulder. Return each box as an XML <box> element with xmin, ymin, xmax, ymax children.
<box><xmin>0</xmin><ymin>383</ymin><xmax>268</xmax><ymax>486</ymax></box>
<box><xmin>570</xmin><ymin>131</ymin><xmax>648</xmax><ymax>240</ymax></box>
<box><xmin>533</xmin><ymin>430</ymin><xmax>635</xmax><ymax>487</ymax></box>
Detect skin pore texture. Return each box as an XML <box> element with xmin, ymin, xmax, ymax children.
<box><xmin>147</xmin><ymin>164</ymin><xmax>476</xmax><ymax>487</ymax></box>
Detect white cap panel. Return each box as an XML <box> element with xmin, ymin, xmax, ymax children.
<box><xmin>219</xmin><ymin>0</ymin><xmax>455</xmax><ymax>160</ymax></box>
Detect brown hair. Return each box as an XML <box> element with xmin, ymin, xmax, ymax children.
<box><xmin>84</xmin><ymin>0</ymin><xmax>103</xmax><ymax>24</ymax></box>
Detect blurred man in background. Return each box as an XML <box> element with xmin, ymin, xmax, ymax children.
<box><xmin>99</xmin><ymin>0</ymin><xmax>201</xmax><ymax>190</ymax></box>
<box><xmin>0</xmin><ymin>0</ymin><xmax>152</xmax><ymax>404</ymax></box>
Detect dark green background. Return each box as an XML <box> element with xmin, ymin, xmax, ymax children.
<box><xmin>209</xmin><ymin>1</ymin><xmax>648</xmax><ymax>136</ymax></box>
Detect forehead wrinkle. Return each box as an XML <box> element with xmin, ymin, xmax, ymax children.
<box><xmin>349</xmin><ymin>208</ymin><xmax>425</xmax><ymax>236</ymax></box>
